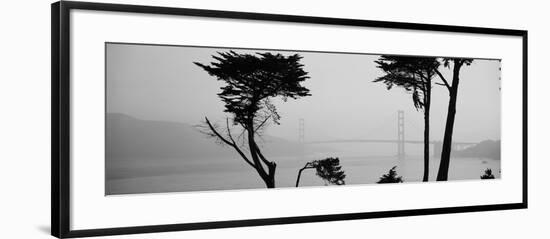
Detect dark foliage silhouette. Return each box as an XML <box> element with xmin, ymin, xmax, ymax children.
<box><xmin>295</xmin><ymin>157</ymin><xmax>346</xmax><ymax>187</ymax></box>
<box><xmin>480</xmin><ymin>168</ymin><xmax>496</xmax><ymax>179</ymax></box>
<box><xmin>435</xmin><ymin>58</ymin><xmax>474</xmax><ymax>181</ymax></box>
<box><xmin>194</xmin><ymin>51</ymin><xmax>310</xmax><ymax>188</ymax></box>
<box><xmin>375</xmin><ymin>56</ymin><xmax>440</xmax><ymax>182</ymax></box>
<box><xmin>377</xmin><ymin>166</ymin><xmax>404</xmax><ymax>183</ymax></box>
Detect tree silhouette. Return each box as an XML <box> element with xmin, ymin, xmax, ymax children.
<box><xmin>377</xmin><ymin>166</ymin><xmax>404</xmax><ymax>183</ymax></box>
<box><xmin>480</xmin><ymin>168</ymin><xmax>495</xmax><ymax>179</ymax></box>
<box><xmin>194</xmin><ymin>51</ymin><xmax>310</xmax><ymax>188</ymax></box>
<box><xmin>435</xmin><ymin>58</ymin><xmax>474</xmax><ymax>181</ymax></box>
<box><xmin>374</xmin><ymin>56</ymin><xmax>440</xmax><ymax>182</ymax></box>
<box><xmin>295</xmin><ymin>157</ymin><xmax>346</xmax><ymax>187</ymax></box>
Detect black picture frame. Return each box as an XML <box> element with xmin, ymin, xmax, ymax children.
<box><xmin>52</xmin><ymin>1</ymin><xmax>528</xmax><ymax>238</ymax></box>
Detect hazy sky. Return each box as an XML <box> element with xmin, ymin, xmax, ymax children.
<box><xmin>106</xmin><ymin>43</ymin><xmax>501</xmax><ymax>143</ymax></box>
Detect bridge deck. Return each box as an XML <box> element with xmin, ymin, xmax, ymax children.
<box><xmin>305</xmin><ymin>139</ymin><xmax>476</xmax><ymax>145</ymax></box>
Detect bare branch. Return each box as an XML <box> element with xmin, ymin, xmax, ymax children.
<box><xmin>434</xmin><ymin>69</ymin><xmax>451</xmax><ymax>91</ymax></box>
<box><xmin>204</xmin><ymin>117</ymin><xmax>255</xmax><ymax>168</ymax></box>
<box><xmin>203</xmin><ymin>117</ymin><xmax>233</xmax><ymax>145</ymax></box>
<box><xmin>253</xmin><ymin>140</ymin><xmax>272</xmax><ymax>167</ymax></box>
<box><xmin>225</xmin><ymin>118</ymin><xmax>237</xmax><ymax>144</ymax></box>
<box><xmin>254</xmin><ymin>114</ymin><xmax>272</xmax><ymax>132</ymax></box>
<box><xmin>194</xmin><ymin>122</ymin><xmax>224</xmax><ymax>144</ymax></box>
<box><xmin>236</xmin><ymin>128</ymin><xmax>247</xmax><ymax>148</ymax></box>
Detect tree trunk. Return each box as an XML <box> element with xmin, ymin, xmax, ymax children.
<box><xmin>265</xmin><ymin>177</ymin><xmax>275</xmax><ymax>188</ymax></box>
<box><xmin>436</xmin><ymin>64</ymin><xmax>461</xmax><ymax>181</ymax></box>
<box><xmin>295</xmin><ymin>167</ymin><xmax>306</xmax><ymax>187</ymax></box>
<box><xmin>266</xmin><ymin>165</ymin><xmax>276</xmax><ymax>188</ymax></box>
<box><xmin>422</xmin><ymin>86</ymin><xmax>431</xmax><ymax>182</ymax></box>
<box><xmin>246</xmin><ymin>121</ymin><xmax>276</xmax><ymax>188</ymax></box>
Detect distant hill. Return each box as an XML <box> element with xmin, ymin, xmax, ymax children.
<box><xmin>107</xmin><ymin>113</ymin><xmax>230</xmax><ymax>160</ymax></box>
<box><xmin>454</xmin><ymin>140</ymin><xmax>501</xmax><ymax>160</ymax></box>
<box><xmin>107</xmin><ymin>113</ymin><xmax>307</xmax><ymax>159</ymax></box>
<box><xmin>106</xmin><ymin>113</ymin><xmax>309</xmax><ymax>179</ymax></box>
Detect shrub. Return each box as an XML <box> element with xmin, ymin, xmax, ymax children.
<box><xmin>480</xmin><ymin>168</ymin><xmax>495</xmax><ymax>179</ymax></box>
<box><xmin>377</xmin><ymin>166</ymin><xmax>404</xmax><ymax>183</ymax></box>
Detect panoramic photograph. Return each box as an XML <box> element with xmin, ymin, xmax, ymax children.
<box><xmin>105</xmin><ymin>43</ymin><xmax>501</xmax><ymax>195</ymax></box>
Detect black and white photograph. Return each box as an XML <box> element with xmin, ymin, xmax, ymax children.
<box><xmin>0</xmin><ymin>0</ymin><xmax>535</xmax><ymax>238</ymax></box>
<box><xmin>105</xmin><ymin>43</ymin><xmax>501</xmax><ymax>195</ymax></box>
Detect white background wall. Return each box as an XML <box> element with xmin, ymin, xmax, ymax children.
<box><xmin>0</xmin><ymin>0</ymin><xmax>547</xmax><ymax>238</ymax></box>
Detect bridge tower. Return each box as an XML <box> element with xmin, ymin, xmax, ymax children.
<box><xmin>298</xmin><ymin>118</ymin><xmax>305</xmax><ymax>143</ymax></box>
<box><xmin>397</xmin><ymin>110</ymin><xmax>405</xmax><ymax>159</ymax></box>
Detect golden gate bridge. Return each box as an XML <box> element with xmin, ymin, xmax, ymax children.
<box><xmin>298</xmin><ymin>110</ymin><xmax>477</xmax><ymax>159</ymax></box>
